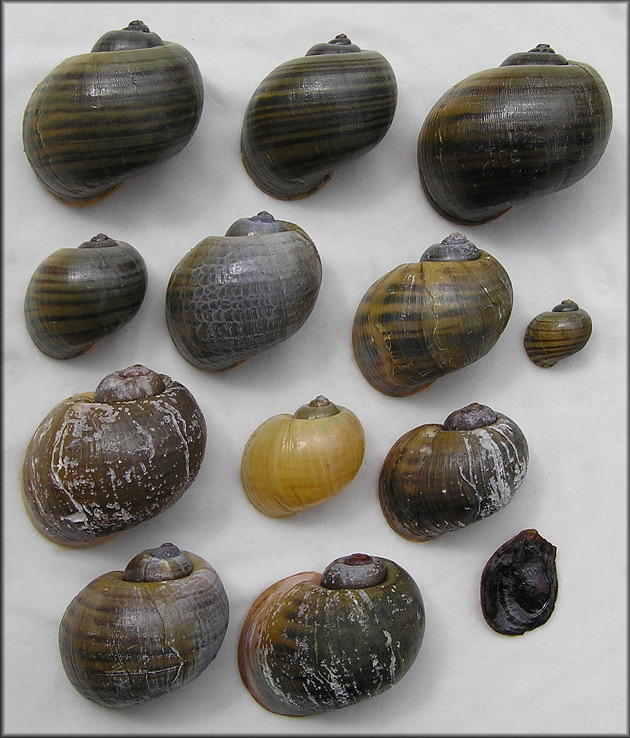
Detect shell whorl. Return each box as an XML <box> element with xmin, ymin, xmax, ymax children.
<box><xmin>379</xmin><ymin>404</ymin><xmax>529</xmax><ymax>541</ymax></box>
<box><xmin>524</xmin><ymin>299</ymin><xmax>592</xmax><ymax>367</ymax></box>
<box><xmin>238</xmin><ymin>555</ymin><xmax>425</xmax><ymax>716</ymax></box>
<box><xmin>58</xmin><ymin>544</ymin><xmax>229</xmax><ymax>707</ymax></box>
<box><xmin>21</xmin><ymin>366</ymin><xmax>207</xmax><ymax>546</ymax></box>
<box><xmin>240</xmin><ymin>36</ymin><xmax>398</xmax><ymax>200</ymax></box>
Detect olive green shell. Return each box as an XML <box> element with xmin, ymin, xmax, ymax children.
<box><xmin>379</xmin><ymin>404</ymin><xmax>529</xmax><ymax>541</ymax></box>
<box><xmin>21</xmin><ymin>366</ymin><xmax>206</xmax><ymax>547</ymax></box>
<box><xmin>417</xmin><ymin>45</ymin><xmax>613</xmax><ymax>224</ymax></box>
<box><xmin>524</xmin><ymin>299</ymin><xmax>592</xmax><ymax>368</ymax></box>
<box><xmin>59</xmin><ymin>544</ymin><xmax>229</xmax><ymax>707</ymax></box>
<box><xmin>165</xmin><ymin>213</ymin><xmax>322</xmax><ymax>371</ymax></box>
<box><xmin>24</xmin><ymin>234</ymin><xmax>147</xmax><ymax>359</ymax></box>
<box><xmin>241</xmin><ymin>34</ymin><xmax>397</xmax><ymax>200</ymax></box>
<box><xmin>22</xmin><ymin>21</ymin><xmax>204</xmax><ymax>205</ymax></box>
<box><xmin>238</xmin><ymin>555</ymin><xmax>425</xmax><ymax>716</ymax></box>
<box><xmin>352</xmin><ymin>234</ymin><xmax>513</xmax><ymax>397</ymax></box>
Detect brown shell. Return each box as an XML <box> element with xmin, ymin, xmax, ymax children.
<box><xmin>524</xmin><ymin>299</ymin><xmax>592</xmax><ymax>367</ymax></box>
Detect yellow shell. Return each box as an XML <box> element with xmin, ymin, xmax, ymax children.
<box><xmin>240</xmin><ymin>396</ymin><xmax>365</xmax><ymax>517</ymax></box>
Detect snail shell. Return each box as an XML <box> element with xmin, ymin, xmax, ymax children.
<box><xmin>59</xmin><ymin>543</ymin><xmax>229</xmax><ymax>707</ymax></box>
<box><xmin>241</xmin><ymin>34</ymin><xmax>397</xmax><ymax>200</ymax></box>
<box><xmin>524</xmin><ymin>299</ymin><xmax>592</xmax><ymax>368</ymax></box>
<box><xmin>352</xmin><ymin>233</ymin><xmax>513</xmax><ymax>397</ymax></box>
<box><xmin>241</xmin><ymin>395</ymin><xmax>365</xmax><ymax>517</ymax></box>
<box><xmin>22</xmin><ymin>365</ymin><xmax>206</xmax><ymax>547</ymax></box>
<box><xmin>165</xmin><ymin>212</ymin><xmax>322</xmax><ymax>371</ymax></box>
<box><xmin>22</xmin><ymin>20</ymin><xmax>204</xmax><ymax>205</ymax></box>
<box><xmin>24</xmin><ymin>234</ymin><xmax>147</xmax><ymax>359</ymax></box>
<box><xmin>418</xmin><ymin>44</ymin><xmax>613</xmax><ymax>225</ymax></box>
<box><xmin>379</xmin><ymin>403</ymin><xmax>529</xmax><ymax>541</ymax></box>
<box><xmin>238</xmin><ymin>553</ymin><xmax>425</xmax><ymax>716</ymax></box>
<box><xmin>480</xmin><ymin>529</ymin><xmax>558</xmax><ymax>635</ymax></box>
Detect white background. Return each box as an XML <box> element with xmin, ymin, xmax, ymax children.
<box><xmin>2</xmin><ymin>2</ymin><xmax>627</xmax><ymax>734</ymax></box>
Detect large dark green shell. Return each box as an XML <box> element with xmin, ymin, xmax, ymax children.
<box><xmin>22</xmin><ymin>24</ymin><xmax>203</xmax><ymax>205</ymax></box>
<box><xmin>59</xmin><ymin>550</ymin><xmax>229</xmax><ymax>707</ymax></box>
<box><xmin>21</xmin><ymin>370</ymin><xmax>206</xmax><ymax>547</ymax></box>
<box><xmin>524</xmin><ymin>299</ymin><xmax>592</xmax><ymax>368</ymax></box>
<box><xmin>352</xmin><ymin>237</ymin><xmax>513</xmax><ymax>397</ymax></box>
<box><xmin>378</xmin><ymin>408</ymin><xmax>529</xmax><ymax>541</ymax></box>
<box><xmin>24</xmin><ymin>234</ymin><xmax>147</xmax><ymax>359</ymax></box>
<box><xmin>238</xmin><ymin>557</ymin><xmax>425</xmax><ymax>716</ymax></box>
<box><xmin>165</xmin><ymin>216</ymin><xmax>322</xmax><ymax>371</ymax></box>
<box><xmin>417</xmin><ymin>46</ymin><xmax>613</xmax><ymax>224</ymax></box>
<box><xmin>241</xmin><ymin>36</ymin><xmax>397</xmax><ymax>200</ymax></box>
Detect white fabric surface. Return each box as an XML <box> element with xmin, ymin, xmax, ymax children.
<box><xmin>3</xmin><ymin>2</ymin><xmax>627</xmax><ymax>733</ymax></box>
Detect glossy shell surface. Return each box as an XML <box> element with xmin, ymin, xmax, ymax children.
<box><xmin>241</xmin><ymin>396</ymin><xmax>365</xmax><ymax>517</ymax></box>
<box><xmin>379</xmin><ymin>404</ymin><xmax>529</xmax><ymax>541</ymax></box>
<box><xmin>59</xmin><ymin>544</ymin><xmax>229</xmax><ymax>707</ymax></box>
<box><xmin>22</xmin><ymin>21</ymin><xmax>204</xmax><ymax>205</ymax></box>
<box><xmin>238</xmin><ymin>554</ymin><xmax>425</xmax><ymax>716</ymax></box>
<box><xmin>24</xmin><ymin>234</ymin><xmax>147</xmax><ymax>359</ymax></box>
<box><xmin>418</xmin><ymin>45</ymin><xmax>613</xmax><ymax>224</ymax></box>
<box><xmin>524</xmin><ymin>299</ymin><xmax>592</xmax><ymax>367</ymax></box>
<box><xmin>352</xmin><ymin>234</ymin><xmax>513</xmax><ymax>397</ymax></box>
<box><xmin>165</xmin><ymin>213</ymin><xmax>322</xmax><ymax>371</ymax></box>
<box><xmin>480</xmin><ymin>529</ymin><xmax>558</xmax><ymax>635</ymax></box>
<box><xmin>22</xmin><ymin>366</ymin><xmax>207</xmax><ymax>546</ymax></box>
<box><xmin>241</xmin><ymin>34</ymin><xmax>397</xmax><ymax>200</ymax></box>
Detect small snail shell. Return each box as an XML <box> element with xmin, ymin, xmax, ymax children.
<box><xmin>524</xmin><ymin>299</ymin><xmax>592</xmax><ymax>368</ymax></box>
<box><xmin>165</xmin><ymin>212</ymin><xmax>322</xmax><ymax>371</ymax></box>
<box><xmin>238</xmin><ymin>553</ymin><xmax>425</xmax><ymax>716</ymax></box>
<box><xmin>59</xmin><ymin>543</ymin><xmax>229</xmax><ymax>707</ymax></box>
<box><xmin>379</xmin><ymin>403</ymin><xmax>529</xmax><ymax>541</ymax></box>
<box><xmin>22</xmin><ymin>365</ymin><xmax>206</xmax><ymax>547</ymax></box>
<box><xmin>418</xmin><ymin>44</ymin><xmax>613</xmax><ymax>225</ymax></box>
<box><xmin>480</xmin><ymin>529</ymin><xmax>558</xmax><ymax>635</ymax></box>
<box><xmin>352</xmin><ymin>233</ymin><xmax>513</xmax><ymax>397</ymax></box>
<box><xmin>22</xmin><ymin>20</ymin><xmax>203</xmax><ymax>205</ymax></box>
<box><xmin>240</xmin><ymin>395</ymin><xmax>365</xmax><ymax>517</ymax></box>
<box><xmin>24</xmin><ymin>234</ymin><xmax>147</xmax><ymax>359</ymax></box>
<box><xmin>241</xmin><ymin>34</ymin><xmax>397</xmax><ymax>200</ymax></box>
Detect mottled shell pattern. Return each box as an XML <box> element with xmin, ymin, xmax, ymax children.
<box><xmin>24</xmin><ymin>234</ymin><xmax>147</xmax><ymax>359</ymax></box>
<box><xmin>241</xmin><ymin>34</ymin><xmax>398</xmax><ymax>200</ymax></box>
<box><xmin>524</xmin><ymin>299</ymin><xmax>592</xmax><ymax>368</ymax></box>
<box><xmin>165</xmin><ymin>212</ymin><xmax>322</xmax><ymax>371</ymax></box>
<box><xmin>22</xmin><ymin>365</ymin><xmax>206</xmax><ymax>547</ymax></box>
<box><xmin>22</xmin><ymin>20</ymin><xmax>204</xmax><ymax>205</ymax></box>
<box><xmin>418</xmin><ymin>44</ymin><xmax>613</xmax><ymax>224</ymax></box>
<box><xmin>238</xmin><ymin>553</ymin><xmax>425</xmax><ymax>716</ymax></box>
<box><xmin>241</xmin><ymin>395</ymin><xmax>365</xmax><ymax>517</ymax></box>
<box><xmin>352</xmin><ymin>233</ymin><xmax>513</xmax><ymax>397</ymax></box>
<box><xmin>379</xmin><ymin>403</ymin><xmax>529</xmax><ymax>541</ymax></box>
<box><xmin>480</xmin><ymin>529</ymin><xmax>558</xmax><ymax>635</ymax></box>
<box><xmin>59</xmin><ymin>543</ymin><xmax>229</xmax><ymax>707</ymax></box>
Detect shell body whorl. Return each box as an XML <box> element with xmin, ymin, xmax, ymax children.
<box><xmin>524</xmin><ymin>299</ymin><xmax>592</xmax><ymax>367</ymax></box>
<box><xmin>165</xmin><ymin>213</ymin><xmax>322</xmax><ymax>371</ymax></box>
<box><xmin>238</xmin><ymin>554</ymin><xmax>425</xmax><ymax>716</ymax></box>
<box><xmin>59</xmin><ymin>544</ymin><xmax>229</xmax><ymax>707</ymax></box>
<box><xmin>417</xmin><ymin>46</ymin><xmax>613</xmax><ymax>224</ymax></box>
<box><xmin>240</xmin><ymin>396</ymin><xmax>365</xmax><ymax>517</ymax></box>
<box><xmin>24</xmin><ymin>234</ymin><xmax>147</xmax><ymax>359</ymax></box>
<box><xmin>352</xmin><ymin>234</ymin><xmax>513</xmax><ymax>397</ymax></box>
<box><xmin>241</xmin><ymin>35</ymin><xmax>397</xmax><ymax>200</ymax></box>
<box><xmin>379</xmin><ymin>404</ymin><xmax>529</xmax><ymax>541</ymax></box>
<box><xmin>480</xmin><ymin>529</ymin><xmax>558</xmax><ymax>635</ymax></box>
<box><xmin>22</xmin><ymin>21</ymin><xmax>204</xmax><ymax>205</ymax></box>
<box><xmin>21</xmin><ymin>365</ymin><xmax>207</xmax><ymax>547</ymax></box>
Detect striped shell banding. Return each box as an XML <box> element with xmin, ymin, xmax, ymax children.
<box><xmin>59</xmin><ymin>543</ymin><xmax>229</xmax><ymax>707</ymax></box>
<box><xmin>524</xmin><ymin>299</ymin><xmax>592</xmax><ymax>368</ymax></box>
